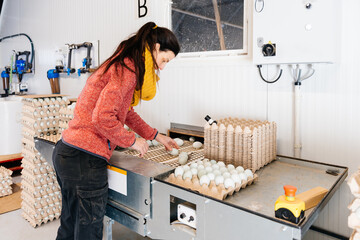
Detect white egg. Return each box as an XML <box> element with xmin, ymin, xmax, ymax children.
<box><xmin>174</xmin><ymin>138</ymin><xmax>184</xmax><ymax>147</ymax></box>
<box><xmin>210</xmin><ymin>159</ymin><xmax>217</xmax><ymax>165</ymax></box>
<box><xmin>178</xmin><ymin>152</ymin><xmax>189</xmax><ymax>165</ymax></box>
<box><xmin>192</xmin><ymin>141</ymin><xmax>203</xmax><ymax>149</ymax></box>
<box><xmin>227</xmin><ymin>164</ymin><xmax>235</xmax><ymax>171</ymax></box>
<box><xmin>238</xmin><ymin>173</ymin><xmax>247</xmax><ymax>182</ymax></box>
<box><xmin>189</xmin><ymin>137</ymin><xmax>195</xmax><ymax>142</ymax></box>
<box><xmin>183</xmin><ymin>165</ymin><xmax>190</xmax><ymax>172</ymax></box>
<box><xmin>222</xmin><ymin>172</ymin><xmax>231</xmax><ymax>179</ymax></box>
<box><xmin>230</xmin><ymin>170</ymin><xmax>238</xmax><ymax>175</ymax></box>
<box><xmin>215</xmin><ymin>175</ymin><xmax>225</xmax><ymax>185</ymax></box>
<box><xmin>244</xmin><ymin>169</ymin><xmax>254</xmax><ymax>179</ymax></box>
<box><xmin>169</xmin><ymin>148</ymin><xmax>179</xmax><ymax>156</ymax></box>
<box><xmin>197</xmin><ymin>160</ymin><xmax>204</xmax><ymax>165</ymax></box>
<box><xmin>211</xmin><ymin>164</ymin><xmax>220</xmax><ymax>170</ymax></box>
<box><xmin>219</xmin><ymin>167</ymin><xmax>228</xmax><ymax>174</ymax></box>
<box><xmin>190</xmin><ymin>162</ymin><xmax>198</xmax><ymax>169</ymax></box>
<box><xmin>231</xmin><ymin>174</ymin><xmax>241</xmax><ymax>184</ymax></box>
<box><xmin>207</xmin><ymin>172</ymin><xmax>215</xmax><ymax>181</ymax></box>
<box><xmin>217</xmin><ymin>161</ymin><xmax>225</xmax><ymax>167</ymax></box>
<box><xmin>199</xmin><ymin>175</ymin><xmax>210</xmax><ymax>186</ymax></box>
<box><xmin>183</xmin><ymin>170</ymin><xmax>193</xmax><ymax>180</ymax></box>
<box><xmin>197</xmin><ymin>165</ymin><xmax>205</xmax><ymax>171</ymax></box>
<box><xmin>174</xmin><ymin>166</ymin><xmax>184</xmax><ymax>177</ymax></box>
<box><xmin>204</xmin><ymin>162</ymin><xmax>212</xmax><ymax>168</ymax></box>
<box><xmin>146</xmin><ymin>140</ymin><xmax>153</xmax><ymax>147</ymax></box>
<box><xmin>224</xmin><ymin>178</ymin><xmax>235</xmax><ymax>189</ymax></box>
<box><xmin>213</xmin><ymin>169</ymin><xmax>221</xmax><ymax>176</ymax></box>
<box><xmin>198</xmin><ymin>169</ymin><xmax>207</xmax><ymax>178</ymax></box>
<box><xmin>152</xmin><ymin>140</ymin><xmax>159</xmax><ymax>146</ymax></box>
<box><xmin>203</xmin><ymin>158</ymin><xmax>210</xmax><ymax>163</ymax></box>
<box><xmin>205</xmin><ymin>166</ymin><xmax>213</xmax><ymax>173</ymax></box>
<box><xmin>191</xmin><ymin>168</ymin><xmax>198</xmax><ymax>175</ymax></box>
<box><xmin>236</xmin><ymin>166</ymin><xmax>245</xmax><ymax>173</ymax></box>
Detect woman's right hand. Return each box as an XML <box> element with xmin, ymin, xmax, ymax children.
<box><xmin>130</xmin><ymin>138</ymin><xmax>149</xmax><ymax>157</ymax></box>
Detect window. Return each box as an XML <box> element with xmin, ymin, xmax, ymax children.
<box><xmin>172</xmin><ymin>0</ymin><xmax>247</xmax><ymax>55</ymax></box>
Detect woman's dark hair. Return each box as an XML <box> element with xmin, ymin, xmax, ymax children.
<box><xmin>97</xmin><ymin>22</ymin><xmax>180</xmax><ymax>91</ymax></box>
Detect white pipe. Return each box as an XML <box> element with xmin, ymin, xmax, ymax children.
<box><xmin>294</xmin><ymin>83</ymin><xmax>302</xmax><ymax>158</ymax></box>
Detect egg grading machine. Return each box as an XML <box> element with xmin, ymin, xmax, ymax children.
<box><xmin>34</xmin><ymin>137</ymin><xmax>347</xmax><ymax>240</ymax></box>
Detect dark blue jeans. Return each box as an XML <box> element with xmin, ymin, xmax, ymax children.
<box><xmin>53</xmin><ymin>140</ymin><xmax>108</xmax><ymax>240</ymax></box>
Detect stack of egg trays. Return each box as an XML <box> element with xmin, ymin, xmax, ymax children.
<box><xmin>0</xmin><ymin>166</ymin><xmax>13</xmax><ymax>197</ymax></box>
<box><xmin>204</xmin><ymin>117</ymin><xmax>277</xmax><ymax>172</ymax></box>
<box><xmin>348</xmin><ymin>168</ymin><xmax>360</xmax><ymax>239</ymax></box>
<box><xmin>57</xmin><ymin>102</ymin><xmax>76</xmax><ymax>142</ymax></box>
<box><xmin>20</xmin><ymin>96</ymin><xmax>69</xmax><ymax>227</ymax></box>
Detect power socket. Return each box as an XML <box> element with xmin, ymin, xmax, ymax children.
<box><xmin>177</xmin><ymin>203</ymin><xmax>196</xmax><ymax>229</ymax></box>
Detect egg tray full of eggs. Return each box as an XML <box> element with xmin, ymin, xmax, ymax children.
<box><xmin>0</xmin><ymin>166</ymin><xmax>13</xmax><ymax>197</ymax></box>
<box><xmin>165</xmin><ymin>159</ymin><xmax>258</xmax><ymax>201</ymax></box>
<box><xmin>121</xmin><ymin>138</ymin><xmax>205</xmax><ymax>168</ymax></box>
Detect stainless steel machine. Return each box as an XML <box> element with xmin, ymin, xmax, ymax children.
<box><xmin>34</xmin><ymin>138</ymin><xmax>347</xmax><ymax>240</ymax></box>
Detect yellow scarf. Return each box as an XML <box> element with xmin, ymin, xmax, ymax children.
<box><xmin>131</xmin><ymin>46</ymin><xmax>159</xmax><ymax>107</ymax></box>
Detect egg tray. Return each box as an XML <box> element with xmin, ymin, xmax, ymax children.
<box><xmin>166</xmin><ymin>173</ymin><xmax>258</xmax><ymax>201</ymax></box>
<box><xmin>122</xmin><ymin>140</ymin><xmax>204</xmax><ymax>167</ymax></box>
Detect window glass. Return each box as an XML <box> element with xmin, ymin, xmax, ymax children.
<box><xmin>172</xmin><ymin>0</ymin><xmax>245</xmax><ymax>53</ymax></box>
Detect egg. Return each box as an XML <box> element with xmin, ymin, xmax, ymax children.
<box><xmin>191</xmin><ymin>168</ymin><xmax>198</xmax><ymax>175</ymax></box>
<box><xmin>146</xmin><ymin>140</ymin><xmax>153</xmax><ymax>147</ymax></box>
<box><xmin>189</xmin><ymin>137</ymin><xmax>195</xmax><ymax>142</ymax></box>
<box><xmin>224</xmin><ymin>178</ymin><xmax>235</xmax><ymax>189</ymax></box>
<box><xmin>192</xmin><ymin>141</ymin><xmax>203</xmax><ymax>149</ymax></box>
<box><xmin>197</xmin><ymin>160</ymin><xmax>204</xmax><ymax>165</ymax></box>
<box><xmin>169</xmin><ymin>148</ymin><xmax>179</xmax><ymax>156</ymax></box>
<box><xmin>227</xmin><ymin>164</ymin><xmax>235</xmax><ymax>171</ymax></box>
<box><xmin>210</xmin><ymin>159</ymin><xmax>217</xmax><ymax>165</ymax></box>
<box><xmin>178</xmin><ymin>152</ymin><xmax>189</xmax><ymax>165</ymax></box>
<box><xmin>197</xmin><ymin>165</ymin><xmax>205</xmax><ymax>171</ymax></box>
<box><xmin>238</xmin><ymin>173</ymin><xmax>247</xmax><ymax>182</ymax></box>
<box><xmin>244</xmin><ymin>169</ymin><xmax>254</xmax><ymax>179</ymax></box>
<box><xmin>230</xmin><ymin>170</ymin><xmax>238</xmax><ymax>175</ymax></box>
<box><xmin>217</xmin><ymin>161</ymin><xmax>225</xmax><ymax>167</ymax></box>
<box><xmin>205</xmin><ymin>166</ymin><xmax>213</xmax><ymax>173</ymax></box>
<box><xmin>198</xmin><ymin>169</ymin><xmax>207</xmax><ymax>178</ymax></box>
<box><xmin>152</xmin><ymin>140</ymin><xmax>159</xmax><ymax>146</ymax></box>
<box><xmin>215</xmin><ymin>175</ymin><xmax>225</xmax><ymax>185</ymax></box>
<box><xmin>211</xmin><ymin>164</ymin><xmax>220</xmax><ymax>170</ymax></box>
<box><xmin>174</xmin><ymin>166</ymin><xmax>184</xmax><ymax>177</ymax></box>
<box><xmin>183</xmin><ymin>165</ymin><xmax>190</xmax><ymax>172</ymax></box>
<box><xmin>212</xmin><ymin>169</ymin><xmax>221</xmax><ymax>176</ymax></box>
<box><xmin>204</xmin><ymin>162</ymin><xmax>212</xmax><ymax>168</ymax></box>
<box><xmin>236</xmin><ymin>166</ymin><xmax>245</xmax><ymax>173</ymax></box>
<box><xmin>203</xmin><ymin>158</ymin><xmax>210</xmax><ymax>163</ymax></box>
<box><xmin>183</xmin><ymin>170</ymin><xmax>193</xmax><ymax>180</ymax></box>
<box><xmin>222</xmin><ymin>172</ymin><xmax>231</xmax><ymax>179</ymax></box>
<box><xmin>207</xmin><ymin>172</ymin><xmax>215</xmax><ymax>181</ymax></box>
<box><xmin>199</xmin><ymin>175</ymin><xmax>210</xmax><ymax>186</ymax></box>
<box><xmin>174</xmin><ymin>138</ymin><xmax>184</xmax><ymax>147</ymax></box>
<box><xmin>231</xmin><ymin>174</ymin><xmax>241</xmax><ymax>184</ymax></box>
<box><xmin>190</xmin><ymin>162</ymin><xmax>198</xmax><ymax>169</ymax></box>
<box><xmin>219</xmin><ymin>167</ymin><xmax>228</xmax><ymax>174</ymax></box>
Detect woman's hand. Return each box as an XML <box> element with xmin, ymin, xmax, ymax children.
<box><xmin>130</xmin><ymin>138</ymin><xmax>149</xmax><ymax>157</ymax></box>
<box><xmin>155</xmin><ymin>133</ymin><xmax>179</xmax><ymax>151</ymax></box>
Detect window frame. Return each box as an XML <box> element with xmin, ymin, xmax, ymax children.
<box><xmin>169</xmin><ymin>0</ymin><xmax>250</xmax><ymax>58</ymax></box>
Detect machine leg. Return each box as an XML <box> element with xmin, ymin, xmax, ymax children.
<box><xmin>104</xmin><ymin>217</ymin><xmax>114</xmax><ymax>240</ymax></box>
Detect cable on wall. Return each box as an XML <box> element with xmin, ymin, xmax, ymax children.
<box><xmin>257</xmin><ymin>64</ymin><xmax>283</xmax><ymax>84</ymax></box>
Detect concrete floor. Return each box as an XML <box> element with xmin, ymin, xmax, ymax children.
<box><xmin>0</xmin><ymin>174</ymin><xmax>147</xmax><ymax>240</ymax></box>
<box><xmin>0</xmin><ymin>209</ymin><xmax>148</xmax><ymax>240</ymax></box>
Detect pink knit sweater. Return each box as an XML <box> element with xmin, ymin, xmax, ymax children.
<box><xmin>62</xmin><ymin>59</ymin><xmax>158</xmax><ymax>160</ymax></box>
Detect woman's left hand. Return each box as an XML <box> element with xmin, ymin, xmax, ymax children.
<box><xmin>155</xmin><ymin>133</ymin><xmax>179</xmax><ymax>151</ymax></box>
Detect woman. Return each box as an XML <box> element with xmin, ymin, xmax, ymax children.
<box><xmin>53</xmin><ymin>22</ymin><xmax>180</xmax><ymax>240</ymax></box>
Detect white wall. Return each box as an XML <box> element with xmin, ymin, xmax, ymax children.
<box><xmin>1</xmin><ymin>0</ymin><xmax>359</xmax><ymax>238</ymax></box>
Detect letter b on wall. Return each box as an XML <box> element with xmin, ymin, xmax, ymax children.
<box><xmin>138</xmin><ymin>0</ymin><xmax>147</xmax><ymax>18</ymax></box>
